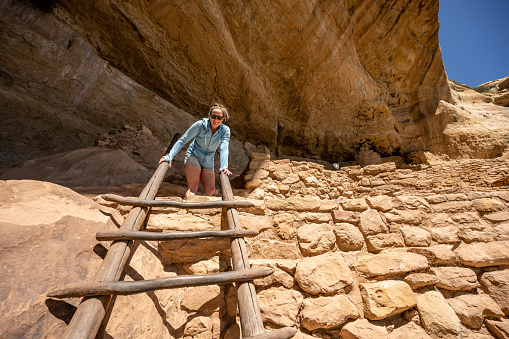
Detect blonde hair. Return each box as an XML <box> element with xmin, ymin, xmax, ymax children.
<box><xmin>209</xmin><ymin>103</ymin><xmax>229</xmax><ymax>121</ymax></box>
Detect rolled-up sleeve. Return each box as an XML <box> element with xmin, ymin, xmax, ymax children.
<box><xmin>219</xmin><ymin>127</ymin><xmax>230</xmax><ymax>170</ymax></box>
<box><xmin>164</xmin><ymin>121</ymin><xmax>201</xmax><ymax>162</ymax></box>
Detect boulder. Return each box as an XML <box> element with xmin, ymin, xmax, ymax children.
<box><xmin>454</xmin><ymin>241</ymin><xmax>509</xmax><ymax>267</ymax></box>
<box><xmin>359</xmin><ymin>209</ymin><xmax>388</xmax><ymax>235</ymax></box>
<box><xmin>360</xmin><ymin>280</ymin><xmax>417</xmax><ymax>320</ymax></box>
<box><xmin>408</xmin><ymin>246</ymin><xmax>457</xmax><ymax>265</ymax></box>
<box><xmin>393</xmin><ymin>195</ymin><xmax>432</xmax><ymax>211</ymax></box>
<box><xmin>181</xmin><ymin>285</ymin><xmax>225</xmax><ymax>314</ymax></box>
<box><xmin>183</xmin><ymin>316</ymin><xmax>213</xmax><ymax>337</ymax></box>
<box><xmin>424</xmin><ymin>194</ymin><xmax>447</xmax><ymax>204</ymax></box>
<box><xmin>385</xmin><ymin>209</ymin><xmax>427</xmax><ymax>225</ymax></box>
<box><xmin>458</xmin><ymin>228</ymin><xmax>495</xmax><ymax>243</ymax></box>
<box><xmin>0</xmin><ymin>148</ymin><xmax>153</xmax><ymax>187</ymax></box>
<box><xmin>429</xmin><ymin>226</ymin><xmax>460</xmax><ymax>244</ymax></box>
<box><xmin>494</xmin><ymin>222</ymin><xmax>509</xmax><ymax>241</ymax></box>
<box><xmin>317</xmin><ymin>199</ymin><xmax>340</xmax><ymax>212</ymax></box>
<box><xmin>404</xmin><ymin>273</ymin><xmax>440</xmax><ymax>290</ymax></box>
<box><xmin>444</xmin><ymin>193</ymin><xmax>469</xmax><ymax>202</ymax></box>
<box><xmin>388</xmin><ymin>321</ymin><xmax>432</xmax><ymax>339</ymax></box>
<box><xmin>282</xmin><ymin>173</ymin><xmax>300</xmax><ymax>185</ymax></box>
<box><xmin>247</xmin><ymin>239</ymin><xmax>301</xmax><ymax>260</ymax></box>
<box><xmin>431</xmin><ymin>201</ymin><xmax>473</xmax><ymax>213</ymax></box>
<box><xmin>339</xmin><ymin>318</ymin><xmax>389</xmax><ymax>339</ymax></box>
<box><xmin>0</xmin><ymin>180</ymin><xmax>117</xmax><ymax>339</ymax></box>
<box><xmin>265</xmin><ymin>197</ymin><xmax>320</xmax><ymax>211</ymax></box>
<box><xmin>480</xmin><ymin>269</ymin><xmax>509</xmax><ymax>315</ymax></box>
<box><xmin>472</xmin><ymin>198</ymin><xmax>506</xmax><ymax>213</ymax></box>
<box><xmin>352</xmin><ymin>252</ymin><xmax>428</xmax><ymax>278</ymax></box>
<box><xmin>416</xmin><ymin>291</ymin><xmax>461</xmax><ymax>339</ymax></box>
<box><xmin>300</xmin><ymin>295</ymin><xmax>359</xmax><ymax>330</ymax></box>
<box><xmin>363</xmin><ymin>163</ymin><xmax>396</xmax><ymax>175</ymax></box>
<box><xmin>334</xmin><ymin>223</ymin><xmax>365</xmax><ymax>251</ymax></box>
<box><xmin>293</xmin><ymin>331</ymin><xmax>318</xmax><ymax>339</ymax></box>
<box><xmin>159</xmin><ymin>238</ymin><xmax>231</xmax><ymax>263</ymax></box>
<box><xmin>446</xmin><ymin>294</ymin><xmax>504</xmax><ymax>329</ymax></box>
<box><xmin>341</xmin><ymin>198</ymin><xmax>370</xmax><ymax>211</ymax></box>
<box><xmin>399</xmin><ymin>226</ymin><xmax>432</xmax><ymax>247</ymax></box>
<box><xmin>273</xmin><ymin>213</ymin><xmax>297</xmax><ymax>240</ymax></box>
<box><xmin>238</xmin><ymin>213</ymin><xmax>273</xmax><ymax>233</ymax></box>
<box><xmin>184</xmin><ymin>195</ymin><xmax>224</xmax><ymax>215</ymax></box>
<box><xmin>245</xmin><ymin>168</ymin><xmax>270</xmax><ymax>181</ymax></box>
<box><xmin>249</xmin><ymin>152</ymin><xmax>271</xmax><ymax>160</ymax></box>
<box><xmin>297</xmin><ymin>223</ymin><xmax>336</xmax><ymax>256</ymax></box>
<box><xmin>295</xmin><ymin>253</ymin><xmax>354</xmax><ymax>295</ymax></box>
<box><xmin>365</xmin><ymin>233</ymin><xmax>405</xmax><ymax>252</ymax></box>
<box><xmin>245</xmin><ymin>178</ymin><xmax>263</xmax><ymax>189</ymax></box>
<box><xmin>450</xmin><ymin>211</ymin><xmax>482</xmax><ymax>223</ymax></box>
<box><xmin>182</xmin><ymin>257</ymin><xmax>227</xmax><ymax>275</ymax></box>
<box><xmin>235</xmin><ymin>198</ymin><xmax>267</xmax><ymax>215</ymax></box>
<box><xmin>302</xmin><ymin>175</ymin><xmax>321</xmax><ymax>187</ymax></box>
<box><xmin>484</xmin><ymin>212</ymin><xmax>509</xmax><ymax>223</ymax></box>
<box><xmin>250</xmin><ymin>260</ymin><xmax>295</xmax><ymax>289</ymax></box>
<box><xmin>296</xmin><ymin>211</ymin><xmax>333</xmax><ymax>223</ymax></box>
<box><xmin>332</xmin><ymin>210</ymin><xmax>360</xmax><ymax>224</ymax></box>
<box><xmin>485</xmin><ymin>318</ymin><xmax>509</xmax><ymax>339</ymax></box>
<box><xmin>366</xmin><ymin>195</ymin><xmax>394</xmax><ymax>212</ymax></box>
<box><xmin>430</xmin><ymin>267</ymin><xmax>480</xmax><ymax>291</ymax></box>
<box><xmin>146</xmin><ymin>213</ymin><xmax>215</xmax><ymax>232</ymax></box>
<box><xmin>257</xmin><ymin>288</ymin><xmax>303</xmax><ymax>327</ymax></box>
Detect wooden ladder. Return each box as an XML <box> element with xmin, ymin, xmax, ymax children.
<box><xmin>47</xmin><ymin>141</ymin><xmax>297</xmax><ymax>339</ymax></box>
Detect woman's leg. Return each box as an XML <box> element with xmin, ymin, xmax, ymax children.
<box><xmin>200</xmin><ymin>169</ymin><xmax>216</xmax><ymax>196</ymax></box>
<box><xmin>184</xmin><ymin>163</ymin><xmax>202</xmax><ymax>196</ymax></box>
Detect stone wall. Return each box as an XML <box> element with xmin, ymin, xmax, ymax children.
<box><xmin>97</xmin><ymin>152</ymin><xmax>509</xmax><ymax>338</ymax></box>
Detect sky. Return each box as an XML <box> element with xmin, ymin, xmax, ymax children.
<box><xmin>438</xmin><ymin>0</ymin><xmax>509</xmax><ymax>88</ymax></box>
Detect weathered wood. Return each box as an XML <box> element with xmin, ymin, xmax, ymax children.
<box><xmin>96</xmin><ymin>229</ymin><xmax>259</xmax><ymax>241</ymax></box>
<box><xmin>220</xmin><ymin>172</ymin><xmax>266</xmax><ymax>338</ymax></box>
<box><xmin>62</xmin><ymin>134</ymin><xmax>181</xmax><ymax>339</ymax></box>
<box><xmin>243</xmin><ymin>327</ymin><xmax>297</xmax><ymax>339</ymax></box>
<box><xmin>102</xmin><ymin>194</ymin><xmax>255</xmax><ymax>208</ymax></box>
<box><xmin>47</xmin><ymin>267</ymin><xmax>274</xmax><ymax>298</ymax></box>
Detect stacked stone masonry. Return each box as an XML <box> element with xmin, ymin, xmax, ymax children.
<box><xmin>109</xmin><ymin>152</ymin><xmax>509</xmax><ymax>339</ymax></box>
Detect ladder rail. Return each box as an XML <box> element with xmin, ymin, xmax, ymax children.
<box><xmin>61</xmin><ymin>133</ymin><xmax>180</xmax><ymax>339</ymax></box>
<box><xmin>62</xmin><ymin>162</ymin><xmax>169</xmax><ymax>339</ymax></box>
<box><xmin>220</xmin><ymin>172</ymin><xmax>266</xmax><ymax>337</ymax></box>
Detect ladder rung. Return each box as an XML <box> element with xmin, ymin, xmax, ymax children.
<box><xmin>243</xmin><ymin>327</ymin><xmax>297</xmax><ymax>339</ymax></box>
<box><xmin>47</xmin><ymin>267</ymin><xmax>274</xmax><ymax>298</ymax></box>
<box><xmin>96</xmin><ymin>229</ymin><xmax>259</xmax><ymax>241</ymax></box>
<box><xmin>102</xmin><ymin>194</ymin><xmax>254</xmax><ymax>209</ymax></box>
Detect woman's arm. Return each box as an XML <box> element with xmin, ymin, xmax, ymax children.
<box><xmin>162</xmin><ymin>121</ymin><xmax>202</xmax><ymax>163</ymax></box>
<box><xmin>219</xmin><ymin>127</ymin><xmax>231</xmax><ymax>174</ymax></box>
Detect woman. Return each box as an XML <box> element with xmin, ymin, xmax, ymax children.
<box><xmin>159</xmin><ymin>104</ymin><xmax>232</xmax><ymax>196</ymax></box>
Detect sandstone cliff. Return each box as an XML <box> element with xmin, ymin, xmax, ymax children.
<box><xmin>1</xmin><ymin>0</ymin><xmax>508</xmax><ymax>169</ymax></box>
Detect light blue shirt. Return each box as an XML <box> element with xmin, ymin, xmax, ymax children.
<box><xmin>164</xmin><ymin>118</ymin><xmax>230</xmax><ymax>170</ymax></box>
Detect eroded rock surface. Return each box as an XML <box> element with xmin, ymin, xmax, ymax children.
<box><xmin>0</xmin><ymin>180</ymin><xmax>117</xmax><ymax>338</ymax></box>
<box><xmin>2</xmin><ymin>0</ymin><xmax>509</xmax><ymax>169</ymax></box>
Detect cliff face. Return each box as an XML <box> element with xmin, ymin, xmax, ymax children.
<box><xmin>51</xmin><ymin>0</ymin><xmax>451</xmax><ymax>160</ymax></box>
<box><xmin>0</xmin><ymin>0</ymin><xmax>507</xmax><ymax>167</ymax></box>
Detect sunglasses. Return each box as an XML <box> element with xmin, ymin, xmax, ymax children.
<box><xmin>210</xmin><ymin>113</ymin><xmax>224</xmax><ymax>121</ymax></box>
